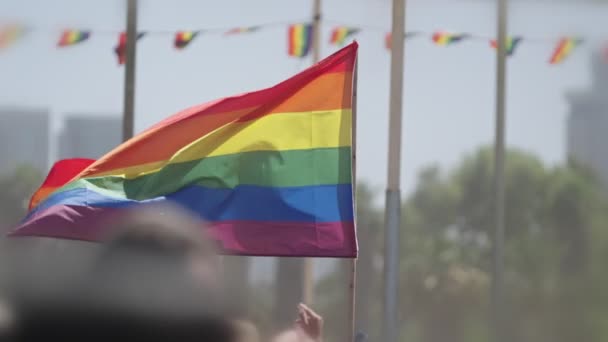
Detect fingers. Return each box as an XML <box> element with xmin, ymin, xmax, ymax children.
<box><xmin>298</xmin><ymin>304</ymin><xmax>310</xmax><ymax>325</ymax></box>
<box><xmin>298</xmin><ymin>303</ymin><xmax>322</xmax><ymax>322</ymax></box>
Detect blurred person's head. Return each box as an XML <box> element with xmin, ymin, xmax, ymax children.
<box><xmin>232</xmin><ymin>319</ymin><xmax>260</xmax><ymax>342</ymax></box>
<box><xmin>0</xmin><ymin>298</ymin><xmax>15</xmax><ymax>341</ymax></box>
<box><xmin>97</xmin><ymin>203</ymin><xmax>222</xmax><ymax>290</ymax></box>
<box><xmin>7</xmin><ymin>203</ymin><xmax>236</xmax><ymax>342</ymax></box>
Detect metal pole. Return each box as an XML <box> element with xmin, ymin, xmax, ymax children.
<box><xmin>311</xmin><ymin>0</ymin><xmax>321</xmax><ymax>64</ymax></box>
<box><xmin>492</xmin><ymin>0</ymin><xmax>508</xmax><ymax>341</ymax></box>
<box><xmin>347</xmin><ymin>58</ymin><xmax>359</xmax><ymax>342</ymax></box>
<box><xmin>122</xmin><ymin>0</ymin><xmax>137</xmax><ymax>141</ymax></box>
<box><xmin>302</xmin><ymin>0</ymin><xmax>322</xmax><ymax>306</ymax></box>
<box><xmin>384</xmin><ymin>0</ymin><xmax>406</xmax><ymax>340</ymax></box>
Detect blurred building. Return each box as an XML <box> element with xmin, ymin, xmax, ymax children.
<box><xmin>58</xmin><ymin>114</ymin><xmax>121</xmax><ymax>159</ymax></box>
<box><xmin>0</xmin><ymin>107</ymin><xmax>50</xmax><ymax>175</ymax></box>
<box><xmin>566</xmin><ymin>50</ymin><xmax>608</xmax><ymax>186</ymax></box>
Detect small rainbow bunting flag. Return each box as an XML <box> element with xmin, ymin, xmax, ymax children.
<box><xmin>57</xmin><ymin>30</ymin><xmax>91</xmax><ymax>47</ymax></box>
<box><xmin>432</xmin><ymin>31</ymin><xmax>468</xmax><ymax>46</ymax></box>
<box><xmin>330</xmin><ymin>27</ymin><xmax>359</xmax><ymax>46</ymax></box>
<box><xmin>288</xmin><ymin>24</ymin><xmax>313</xmax><ymax>58</ymax></box>
<box><xmin>0</xmin><ymin>24</ymin><xmax>25</xmax><ymax>50</ymax></box>
<box><xmin>385</xmin><ymin>32</ymin><xmax>392</xmax><ymax>50</ymax></box>
<box><xmin>384</xmin><ymin>32</ymin><xmax>419</xmax><ymax>51</ymax></box>
<box><xmin>549</xmin><ymin>37</ymin><xmax>582</xmax><ymax>65</ymax></box>
<box><xmin>114</xmin><ymin>32</ymin><xmax>146</xmax><ymax>65</ymax></box>
<box><xmin>13</xmin><ymin>43</ymin><xmax>359</xmax><ymax>258</ymax></box>
<box><xmin>224</xmin><ymin>26</ymin><xmax>259</xmax><ymax>35</ymax></box>
<box><xmin>490</xmin><ymin>36</ymin><xmax>522</xmax><ymax>56</ymax></box>
<box><xmin>174</xmin><ymin>31</ymin><xmax>199</xmax><ymax>49</ymax></box>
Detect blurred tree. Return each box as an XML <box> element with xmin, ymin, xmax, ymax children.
<box><xmin>317</xmin><ymin>146</ymin><xmax>608</xmax><ymax>342</ymax></box>
<box><xmin>0</xmin><ymin>164</ymin><xmax>42</xmax><ymax>232</ymax></box>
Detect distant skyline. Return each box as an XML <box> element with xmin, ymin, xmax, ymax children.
<box><xmin>1</xmin><ymin>0</ymin><xmax>607</xmax><ymax>197</ymax></box>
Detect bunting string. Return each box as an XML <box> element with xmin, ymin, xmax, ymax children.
<box><xmin>1</xmin><ymin>19</ymin><xmax>607</xmax><ymax>65</ymax></box>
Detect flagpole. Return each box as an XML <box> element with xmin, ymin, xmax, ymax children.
<box><xmin>302</xmin><ymin>0</ymin><xmax>322</xmax><ymax>307</ymax></box>
<box><xmin>122</xmin><ymin>0</ymin><xmax>137</xmax><ymax>141</ymax></box>
<box><xmin>384</xmin><ymin>0</ymin><xmax>406</xmax><ymax>340</ymax></box>
<box><xmin>346</xmin><ymin>58</ymin><xmax>359</xmax><ymax>342</ymax></box>
<box><xmin>492</xmin><ymin>0</ymin><xmax>508</xmax><ymax>340</ymax></box>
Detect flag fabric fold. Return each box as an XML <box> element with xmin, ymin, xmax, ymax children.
<box><xmin>432</xmin><ymin>31</ymin><xmax>469</xmax><ymax>46</ymax></box>
<box><xmin>28</xmin><ymin>158</ymin><xmax>95</xmax><ymax>210</ymax></box>
<box><xmin>13</xmin><ymin>42</ymin><xmax>359</xmax><ymax>258</ymax></box>
<box><xmin>57</xmin><ymin>30</ymin><xmax>91</xmax><ymax>47</ymax></box>
<box><xmin>330</xmin><ymin>27</ymin><xmax>359</xmax><ymax>46</ymax></box>
<box><xmin>490</xmin><ymin>36</ymin><xmax>522</xmax><ymax>56</ymax></box>
<box><xmin>288</xmin><ymin>24</ymin><xmax>313</xmax><ymax>58</ymax></box>
<box><xmin>114</xmin><ymin>31</ymin><xmax>146</xmax><ymax>65</ymax></box>
<box><xmin>0</xmin><ymin>24</ymin><xmax>25</xmax><ymax>50</ymax></box>
<box><xmin>174</xmin><ymin>31</ymin><xmax>199</xmax><ymax>49</ymax></box>
<box><xmin>549</xmin><ymin>37</ymin><xmax>582</xmax><ymax>64</ymax></box>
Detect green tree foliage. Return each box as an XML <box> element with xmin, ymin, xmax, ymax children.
<box><xmin>317</xmin><ymin>146</ymin><xmax>608</xmax><ymax>342</ymax></box>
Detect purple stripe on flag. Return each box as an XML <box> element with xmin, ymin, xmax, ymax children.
<box><xmin>10</xmin><ymin>205</ymin><xmax>357</xmax><ymax>257</ymax></box>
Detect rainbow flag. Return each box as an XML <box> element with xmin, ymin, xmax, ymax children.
<box><xmin>28</xmin><ymin>159</ymin><xmax>95</xmax><ymax>210</ymax></box>
<box><xmin>330</xmin><ymin>27</ymin><xmax>359</xmax><ymax>46</ymax></box>
<box><xmin>0</xmin><ymin>24</ymin><xmax>24</xmax><ymax>50</ymax></box>
<box><xmin>288</xmin><ymin>24</ymin><xmax>313</xmax><ymax>58</ymax></box>
<box><xmin>114</xmin><ymin>32</ymin><xmax>146</xmax><ymax>65</ymax></box>
<box><xmin>12</xmin><ymin>43</ymin><xmax>359</xmax><ymax>258</ymax></box>
<box><xmin>224</xmin><ymin>26</ymin><xmax>259</xmax><ymax>35</ymax></box>
<box><xmin>57</xmin><ymin>30</ymin><xmax>91</xmax><ymax>47</ymax></box>
<box><xmin>490</xmin><ymin>36</ymin><xmax>522</xmax><ymax>56</ymax></box>
<box><xmin>549</xmin><ymin>37</ymin><xmax>582</xmax><ymax>65</ymax></box>
<box><xmin>432</xmin><ymin>31</ymin><xmax>468</xmax><ymax>46</ymax></box>
<box><xmin>174</xmin><ymin>31</ymin><xmax>199</xmax><ymax>49</ymax></box>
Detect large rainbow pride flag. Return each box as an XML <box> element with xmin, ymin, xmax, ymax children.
<box><xmin>11</xmin><ymin>43</ymin><xmax>359</xmax><ymax>258</ymax></box>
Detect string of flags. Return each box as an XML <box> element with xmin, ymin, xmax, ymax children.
<box><xmin>1</xmin><ymin>21</ymin><xmax>607</xmax><ymax>66</ymax></box>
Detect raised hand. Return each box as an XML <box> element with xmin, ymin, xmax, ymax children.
<box><xmin>295</xmin><ymin>303</ymin><xmax>323</xmax><ymax>342</ymax></box>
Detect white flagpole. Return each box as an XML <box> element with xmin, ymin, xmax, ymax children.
<box><xmin>122</xmin><ymin>0</ymin><xmax>138</xmax><ymax>141</ymax></box>
<box><xmin>492</xmin><ymin>0</ymin><xmax>508</xmax><ymax>340</ymax></box>
<box><xmin>384</xmin><ymin>0</ymin><xmax>406</xmax><ymax>340</ymax></box>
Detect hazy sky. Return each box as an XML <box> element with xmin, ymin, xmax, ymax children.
<box><xmin>1</xmin><ymin>0</ymin><xmax>607</xmax><ymax>197</ymax></box>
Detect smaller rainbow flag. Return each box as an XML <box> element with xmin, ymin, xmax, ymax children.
<box><xmin>174</xmin><ymin>31</ymin><xmax>199</xmax><ymax>49</ymax></box>
<box><xmin>432</xmin><ymin>31</ymin><xmax>468</xmax><ymax>46</ymax></box>
<box><xmin>57</xmin><ymin>30</ymin><xmax>91</xmax><ymax>47</ymax></box>
<box><xmin>490</xmin><ymin>36</ymin><xmax>522</xmax><ymax>56</ymax></box>
<box><xmin>114</xmin><ymin>32</ymin><xmax>146</xmax><ymax>65</ymax></box>
<box><xmin>224</xmin><ymin>26</ymin><xmax>259</xmax><ymax>35</ymax></box>
<box><xmin>549</xmin><ymin>37</ymin><xmax>582</xmax><ymax>65</ymax></box>
<box><xmin>0</xmin><ymin>24</ymin><xmax>25</xmax><ymax>50</ymax></box>
<box><xmin>330</xmin><ymin>27</ymin><xmax>359</xmax><ymax>46</ymax></box>
<box><xmin>288</xmin><ymin>24</ymin><xmax>313</xmax><ymax>58</ymax></box>
<box><xmin>384</xmin><ymin>32</ymin><xmax>419</xmax><ymax>51</ymax></box>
